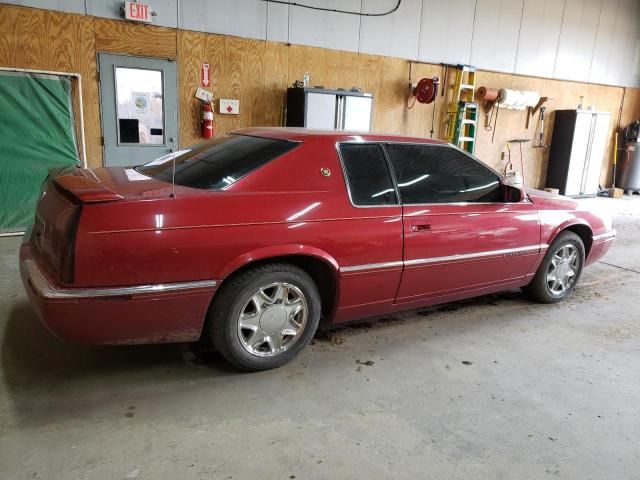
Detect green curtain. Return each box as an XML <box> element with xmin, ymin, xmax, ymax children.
<box><xmin>0</xmin><ymin>71</ymin><xmax>79</xmax><ymax>232</ymax></box>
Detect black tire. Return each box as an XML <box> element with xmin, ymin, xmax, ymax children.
<box><xmin>208</xmin><ymin>263</ymin><xmax>321</xmax><ymax>371</ymax></box>
<box><xmin>523</xmin><ymin>231</ymin><xmax>585</xmax><ymax>303</ymax></box>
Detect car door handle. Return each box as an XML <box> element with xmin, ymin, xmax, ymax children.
<box><xmin>411</xmin><ymin>221</ymin><xmax>431</xmax><ymax>232</ymax></box>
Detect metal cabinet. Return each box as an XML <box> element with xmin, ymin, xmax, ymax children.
<box><xmin>286</xmin><ymin>87</ymin><xmax>373</xmax><ymax>131</ymax></box>
<box><xmin>616</xmin><ymin>142</ymin><xmax>640</xmax><ymax>192</ymax></box>
<box><xmin>547</xmin><ymin>110</ymin><xmax>611</xmax><ymax>197</ymax></box>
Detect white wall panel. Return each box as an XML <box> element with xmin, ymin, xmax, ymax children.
<box><xmin>266</xmin><ymin>1</ymin><xmax>289</xmax><ymax>43</ymax></box>
<box><xmin>418</xmin><ymin>0</ymin><xmax>475</xmax><ymax>65</ymax></box>
<box><xmin>589</xmin><ymin>0</ymin><xmax>627</xmax><ymax>85</ymax></box>
<box><xmin>359</xmin><ymin>0</ymin><xmax>422</xmax><ymax>60</ymax></box>
<box><xmin>179</xmin><ymin>0</ymin><xmax>267</xmax><ymax>40</ymax></box>
<box><xmin>590</xmin><ymin>0</ymin><xmax>640</xmax><ymax>87</ymax></box>
<box><xmin>514</xmin><ymin>0</ymin><xmax>565</xmax><ymax>78</ymax></box>
<box><xmin>88</xmin><ymin>0</ymin><xmax>178</xmax><ymax>28</ymax></box>
<box><xmin>288</xmin><ymin>0</ymin><xmax>362</xmax><ymax>52</ymax></box>
<box><xmin>0</xmin><ymin>0</ymin><xmax>84</xmax><ymax>14</ymax></box>
<box><xmin>628</xmin><ymin>1</ymin><xmax>640</xmax><ymax>87</ymax></box>
<box><xmin>554</xmin><ymin>0</ymin><xmax>602</xmax><ymax>82</ymax></box>
<box><xmin>470</xmin><ymin>0</ymin><xmax>524</xmax><ymax>72</ymax></box>
<box><xmin>2</xmin><ymin>0</ymin><xmax>639</xmax><ymax>87</ymax></box>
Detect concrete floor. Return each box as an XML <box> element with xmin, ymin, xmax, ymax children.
<box><xmin>1</xmin><ymin>197</ymin><xmax>639</xmax><ymax>480</ymax></box>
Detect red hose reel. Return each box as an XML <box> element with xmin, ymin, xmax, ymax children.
<box><xmin>412</xmin><ymin>77</ymin><xmax>439</xmax><ymax>104</ymax></box>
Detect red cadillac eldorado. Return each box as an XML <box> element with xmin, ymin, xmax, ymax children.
<box><xmin>20</xmin><ymin>128</ymin><xmax>616</xmax><ymax>370</ymax></box>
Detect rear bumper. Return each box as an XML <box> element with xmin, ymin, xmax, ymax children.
<box><xmin>586</xmin><ymin>229</ymin><xmax>616</xmax><ymax>265</ymax></box>
<box><xmin>19</xmin><ymin>244</ymin><xmax>218</xmax><ymax>345</ymax></box>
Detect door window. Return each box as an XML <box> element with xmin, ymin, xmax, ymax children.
<box><xmin>115</xmin><ymin>67</ymin><xmax>164</xmax><ymax>145</ymax></box>
<box><xmin>339</xmin><ymin>144</ymin><xmax>397</xmax><ymax>206</ymax></box>
<box><xmin>385</xmin><ymin>144</ymin><xmax>502</xmax><ymax>204</ymax></box>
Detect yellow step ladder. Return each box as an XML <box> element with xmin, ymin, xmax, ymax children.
<box><xmin>445</xmin><ymin>64</ymin><xmax>478</xmax><ymax>154</ymax></box>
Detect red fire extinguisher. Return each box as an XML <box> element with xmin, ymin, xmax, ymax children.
<box><xmin>202</xmin><ymin>102</ymin><xmax>214</xmax><ymax>139</ymax></box>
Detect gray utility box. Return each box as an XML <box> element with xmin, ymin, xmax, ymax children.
<box><xmin>546</xmin><ymin>109</ymin><xmax>611</xmax><ymax>197</ymax></box>
<box><xmin>616</xmin><ymin>142</ymin><xmax>640</xmax><ymax>193</ymax></box>
<box><xmin>286</xmin><ymin>87</ymin><xmax>373</xmax><ymax>132</ymax></box>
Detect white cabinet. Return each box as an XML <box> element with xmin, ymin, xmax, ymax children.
<box><xmin>286</xmin><ymin>88</ymin><xmax>373</xmax><ymax>132</ymax></box>
<box><xmin>343</xmin><ymin>96</ymin><xmax>373</xmax><ymax>131</ymax></box>
<box><xmin>305</xmin><ymin>93</ymin><xmax>338</xmax><ymax>129</ymax></box>
<box><xmin>547</xmin><ymin>110</ymin><xmax>611</xmax><ymax>197</ymax></box>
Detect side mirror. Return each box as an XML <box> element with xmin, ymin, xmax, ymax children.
<box><xmin>502</xmin><ymin>182</ymin><xmax>525</xmax><ymax>202</ymax></box>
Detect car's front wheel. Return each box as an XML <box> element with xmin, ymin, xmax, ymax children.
<box><xmin>523</xmin><ymin>231</ymin><xmax>585</xmax><ymax>303</ymax></box>
<box><xmin>208</xmin><ymin>263</ymin><xmax>321</xmax><ymax>371</ymax></box>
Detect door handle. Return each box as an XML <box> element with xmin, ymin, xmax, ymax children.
<box><xmin>411</xmin><ymin>221</ymin><xmax>431</xmax><ymax>232</ymax></box>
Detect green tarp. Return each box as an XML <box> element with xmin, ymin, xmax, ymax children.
<box><xmin>0</xmin><ymin>71</ymin><xmax>79</xmax><ymax>232</ymax></box>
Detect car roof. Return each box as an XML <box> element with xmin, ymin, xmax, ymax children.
<box><xmin>233</xmin><ymin>127</ymin><xmax>448</xmax><ymax>145</ymax></box>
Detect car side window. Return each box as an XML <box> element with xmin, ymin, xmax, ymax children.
<box><xmin>385</xmin><ymin>144</ymin><xmax>502</xmax><ymax>204</ymax></box>
<box><xmin>340</xmin><ymin>144</ymin><xmax>398</xmax><ymax>206</ymax></box>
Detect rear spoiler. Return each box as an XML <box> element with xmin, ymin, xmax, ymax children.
<box><xmin>54</xmin><ymin>171</ymin><xmax>124</xmax><ymax>203</ymax></box>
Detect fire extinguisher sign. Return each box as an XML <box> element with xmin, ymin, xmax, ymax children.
<box><xmin>201</xmin><ymin>63</ymin><xmax>210</xmax><ymax>88</ymax></box>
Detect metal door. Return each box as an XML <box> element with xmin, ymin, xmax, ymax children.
<box><xmin>98</xmin><ymin>53</ymin><xmax>178</xmax><ymax>167</ymax></box>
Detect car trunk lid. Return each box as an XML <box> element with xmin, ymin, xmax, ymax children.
<box><xmin>31</xmin><ymin>165</ymin><xmax>180</xmax><ymax>282</ymax></box>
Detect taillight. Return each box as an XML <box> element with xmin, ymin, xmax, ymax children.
<box><xmin>59</xmin><ymin>205</ymin><xmax>82</xmax><ymax>283</ymax></box>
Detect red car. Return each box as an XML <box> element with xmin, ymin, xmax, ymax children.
<box><xmin>20</xmin><ymin>128</ymin><xmax>616</xmax><ymax>370</ymax></box>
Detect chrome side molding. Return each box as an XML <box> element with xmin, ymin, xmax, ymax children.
<box><xmin>341</xmin><ymin>244</ymin><xmax>545</xmax><ymax>274</ymax></box>
<box><xmin>340</xmin><ymin>260</ymin><xmax>404</xmax><ymax>273</ymax></box>
<box><xmin>592</xmin><ymin>230</ymin><xmax>616</xmax><ymax>242</ymax></box>
<box><xmin>22</xmin><ymin>260</ymin><xmax>217</xmax><ymax>300</ymax></box>
<box><xmin>404</xmin><ymin>245</ymin><xmax>543</xmax><ymax>267</ymax></box>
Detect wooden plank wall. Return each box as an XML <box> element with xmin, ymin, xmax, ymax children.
<box><xmin>0</xmin><ymin>5</ymin><xmax>102</xmax><ymax>167</ymax></box>
<box><xmin>2</xmin><ymin>3</ymin><xmax>640</xmax><ymax>188</ymax></box>
<box><xmin>0</xmin><ymin>5</ymin><xmax>179</xmax><ymax>168</ymax></box>
<box><xmin>621</xmin><ymin>88</ymin><xmax>640</xmax><ymax>128</ymax></box>
<box><xmin>179</xmin><ymin>35</ymin><xmax>631</xmax><ymax>188</ymax></box>
<box><xmin>471</xmin><ymin>71</ymin><xmax>625</xmax><ymax>188</ymax></box>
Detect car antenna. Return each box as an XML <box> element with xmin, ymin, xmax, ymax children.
<box><xmin>170</xmin><ymin>107</ymin><xmax>177</xmax><ymax>198</ymax></box>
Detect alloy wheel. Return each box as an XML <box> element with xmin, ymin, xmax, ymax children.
<box><xmin>237</xmin><ymin>282</ymin><xmax>308</xmax><ymax>357</ymax></box>
<box><xmin>546</xmin><ymin>244</ymin><xmax>580</xmax><ymax>295</ymax></box>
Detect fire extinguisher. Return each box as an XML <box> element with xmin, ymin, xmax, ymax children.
<box><xmin>202</xmin><ymin>102</ymin><xmax>214</xmax><ymax>139</ymax></box>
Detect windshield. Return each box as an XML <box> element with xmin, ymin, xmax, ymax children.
<box><xmin>135</xmin><ymin>134</ymin><xmax>298</xmax><ymax>190</ymax></box>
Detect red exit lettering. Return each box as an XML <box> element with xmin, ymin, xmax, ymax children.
<box><xmin>128</xmin><ymin>3</ymin><xmax>149</xmax><ymax>21</ymax></box>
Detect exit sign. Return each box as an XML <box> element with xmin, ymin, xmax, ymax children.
<box><xmin>124</xmin><ymin>2</ymin><xmax>153</xmax><ymax>23</ymax></box>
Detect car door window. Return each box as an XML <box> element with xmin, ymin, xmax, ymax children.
<box><xmin>385</xmin><ymin>144</ymin><xmax>502</xmax><ymax>204</ymax></box>
<box><xmin>340</xmin><ymin>144</ymin><xmax>398</xmax><ymax>206</ymax></box>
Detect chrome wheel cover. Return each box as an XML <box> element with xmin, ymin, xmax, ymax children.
<box><xmin>546</xmin><ymin>244</ymin><xmax>580</xmax><ymax>295</ymax></box>
<box><xmin>237</xmin><ymin>282</ymin><xmax>308</xmax><ymax>357</ymax></box>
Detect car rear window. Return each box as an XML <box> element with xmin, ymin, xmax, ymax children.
<box><xmin>136</xmin><ymin>134</ymin><xmax>298</xmax><ymax>190</ymax></box>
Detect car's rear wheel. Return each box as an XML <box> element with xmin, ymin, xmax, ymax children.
<box><xmin>208</xmin><ymin>263</ymin><xmax>321</xmax><ymax>371</ymax></box>
<box><xmin>523</xmin><ymin>231</ymin><xmax>585</xmax><ymax>303</ymax></box>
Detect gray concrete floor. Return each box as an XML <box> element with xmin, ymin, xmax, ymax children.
<box><xmin>1</xmin><ymin>197</ymin><xmax>639</xmax><ymax>480</ymax></box>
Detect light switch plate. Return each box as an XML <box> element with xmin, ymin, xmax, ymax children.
<box><xmin>219</xmin><ymin>98</ymin><xmax>240</xmax><ymax>115</ymax></box>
